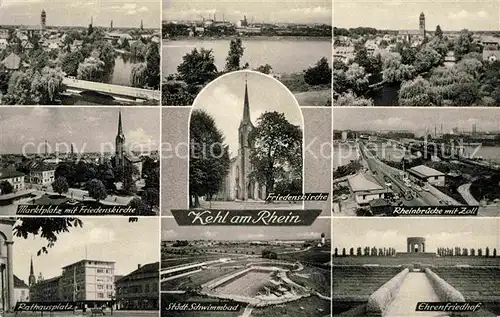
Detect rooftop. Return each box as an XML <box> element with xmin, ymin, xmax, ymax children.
<box><xmin>0</xmin><ymin>168</ymin><xmax>25</xmax><ymax>180</ymax></box>
<box><xmin>408</xmin><ymin>165</ymin><xmax>445</xmax><ymax>178</ymax></box>
<box><xmin>14</xmin><ymin>275</ymin><xmax>29</xmax><ymax>289</ymax></box>
<box><xmin>116</xmin><ymin>262</ymin><xmax>159</xmax><ymax>284</ymax></box>
<box><xmin>1</xmin><ymin>52</ymin><xmax>21</xmax><ymax>70</ymax></box>
<box><xmin>62</xmin><ymin>259</ymin><xmax>116</xmax><ymax>269</ymax></box>
<box><xmin>348</xmin><ymin>173</ymin><xmax>384</xmax><ymax>192</ymax></box>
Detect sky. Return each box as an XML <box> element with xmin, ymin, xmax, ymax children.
<box><xmin>0</xmin><ymin>0</ymin><xmax>160</xmax><ymax>28</ymax></box>
<box><xmin>13</xmin><ymin>217</ymin><xmax>159</xmax><ymax>284</ymax></box>
<box><xmin>162</xmin><ymin>217</ymin><xmax>330</xmax><ymax>241</ymax></box>
<box><xmin>163</xmin><ymin>0</ymin><xmax>332</xmax><ymax>25</ymax></box>
<box><xmin>333</xmin><ymin>108</ymin><xmax>500</xmax><ymax>136</ymax></box>
<box><xmin>334</xmin><ymin>0</ymin><xmax>500</xmax><ymax>31</ymax></box>
<box><xmin>191</xmin><ymin>71</ymin><xmax>303</xmax><ymax>157</ymax></box>
<box><xmin>0</xmin><ymin>107</ymin><xmax>160</xmax><ymax>155</ymax></box>
<box><xmin>333</xmin><ymin>218</ymin><xmax>499</xmax><ymax>252</ymax></box>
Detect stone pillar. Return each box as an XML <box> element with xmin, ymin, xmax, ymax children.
<box><xmin>6</xmin><ymin>241</ymin><xmax>14</xmax><ymax>312</ymax></box>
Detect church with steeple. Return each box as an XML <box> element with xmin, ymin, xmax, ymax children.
<box><xmin>218</xmin><ymin>76</ymin><xmax>266</xmax><ymax>201</ymax></box>
<box><xmin>113</xmin><ymin>110</ymin><xmax>143</xmax><ymax>180</ymax></box>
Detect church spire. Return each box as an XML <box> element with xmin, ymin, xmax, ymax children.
<box><xmin>29</xmin><ymin>255</ymin><xmax>36</xmax><ymax>286</ymax></box>
<box><xmin>30</xmin><ymin>256</ymin><xmax>34</xmax><ymax>275</ymax></box>
<box><xmin>118</xmin><ymin>110</ymin><xmax>123</xmax><ymax>136</ymax></box>
<box><xmin>242</xmin><ymin>74</ymin><xmax>251</xmax><ymax>124</ymax></box>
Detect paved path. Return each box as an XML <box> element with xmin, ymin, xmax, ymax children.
<box><xmin>239</xmin><ymin>304</ymin><xmax>255</xmax><ymax>317</ymax></box>
<box><xmin>457</xmin><ymin>183</ymin><xmax>479</xmax><ymax>206</ymax></box>
<box><xmin>385</xmin><ymin>272</ymin><xmax>446</xmax><ymax>317</ymax></box>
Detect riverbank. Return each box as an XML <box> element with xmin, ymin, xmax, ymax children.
<box><xmin>163</xmin><ymin>35</ymin><xmax>331</xmax><ymax>43</ymax></box>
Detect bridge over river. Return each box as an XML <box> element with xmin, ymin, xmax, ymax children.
<box><xmin>63</xmin><ymin>77</ymin><xmax>160</xmax><ymax>102</ymax></box>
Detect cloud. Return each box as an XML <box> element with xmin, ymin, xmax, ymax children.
<box><xmin>126</xmin><ymin>128</ymin><xmax>157</xmax><ymax>152</ymax></box>
<box><xmin>448</xmin><ymin>9</ymin><xmax>490</xmax><ymax>20</ymax></box>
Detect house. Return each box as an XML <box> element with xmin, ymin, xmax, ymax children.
<box><xmin>0</xmin><ymin>39</ymin><xmax>8</xmax><ymax>50</ymax></box>
<box><xmin>115</xmin><ymin>262</ymin><xmax>159</xmax><ymax>310</ymax></box>
<box><xmin>1</xmin><ymin>52</ymin><xmax>21</xmax><ymax>71</ymax></box>
<box><xmin>408</xmin><ymin>165</ymin><xmax>445</xmax><ymax>186</ymax></box>
<box><xmin>29</xmin><ymin>164</ymin><xmax>56</xmax><ymax>186</ymax></box>
<box><xmin>14</xmin><ymin>275</ymin><xmax>30</xmax><ymax>303</ymax></box>
<box><xmin>0</xmin><ymin>168</ymin><xmax>25</xmax><ymax>193</ymax></box>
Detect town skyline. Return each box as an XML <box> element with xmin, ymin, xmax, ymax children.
<box><xmin>0</xmin><ymin>0</ymin><xmax>160</xmax><ymax>28</ymax></box>
<box><xmin>163</xmin><ymin>0</ymin><xmax>332</xmax><ymax>25</ymax></box>
<box><xmin>0</xmin><ymin>108</ymin><xmax>160</xmax><ymax>155</ymax></box>
<box><xmin>334</xmin><ymin>1</ymin><xmax>499</xmax><ymax>31</ymax></box>
<box><xmin>333</xmin><ymin>108</ymin><xmax>500</xmax><ymax>136</ymax></box>
<box><xmin>13</xmin><ymin>218</ymin><xmax>159</xmax><ymax>285</ymax></box>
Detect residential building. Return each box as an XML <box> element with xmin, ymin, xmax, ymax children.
<box><xmin>0</xmin><ymin>169</ymin><xmax>26</xmax><ymax>193</ymax></box>
<box><xmin>0</xmin><ymin>39</ymin><xmax>8</xmax><ymax>50</ymax></box>
<box><xmin>30</xmin><ymin>276</ymin><xmax>62</xmax><ymax>302</ymax></box>
<box><xmin>30</xmin><ymin>259</ymin><xmax>115</xmax><ymax>302</ymax></box>
<box><xmin>333</xmin><ymin>46</ymin><xmax>355</xmax><ymax>63</ymax></box>
<box><xmin>59</xmin><ymin>260</ymin><xmax>115</xmax><ymax>301</ymax></box>
<box><xmin>1</xmin><ymin>53</ymin><xmax>21</xmax><ymax>71</ymax></box>
<box><xmin>14</xmin><ymin>275</ymin><xmax>30</xmax><ymax>303</ymax></box>
<box><xmin>29</xmin><ymin>165</ymin><xmax>56</xmax><ymax>186</ymax></box>
<box><xmin>115</xmin><ymin>262</ymin><xmax>159</xmax><ymax>310</ymax></box>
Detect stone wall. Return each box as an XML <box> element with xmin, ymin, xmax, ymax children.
<box><xmin>424</xmin><ymin>268</ymin><xmax>465</xmax><ymax>302</ymax></box>
<box><xmin>365</xmin><ymin>268</ymin><xmax>409</xmax><ymax>316</ymax></box>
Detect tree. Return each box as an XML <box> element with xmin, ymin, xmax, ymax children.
<box><xmin>345</xmin><ymin>63</ymin><xmax>369</xmax><ymax>95</ymax></box>
<box><xmin>52</xmin><ymin>177</ymin><xmax>69</xmax><ymax>196</ymax></box>
<box><xmin>0</xmin><ymin>181</ymin><xmax>14</xmax><ymax>195</ymax></box>
<box><xmin>414</xmin><ymin>47</ymin><xmax>442</xmax><ymax>72</ymax></box>
<box><xmin>145</xmin><ymin>42</ymin><xmax>160</xmax><ymax>89</ymax></box>
<box><xmin>342</xmin><ymin>248</ymin><xmax>346</xmax><ymax>256</ymax></box>
<box><xmin>486</xmin><ymin>247</ymin><xmax>490</xmax><ymax>257</ymax></box>
<box><xmin>333</xmin><ymin>92</ymin><xmax>374</xmax><ymax>107</ymax></box>
<box><xmin>77</xmin><ymin>56</ymin><xmax>105</xmax><ymax>82</ymax></box>
<box><xmin>349</xmin><ymin>247</ymin><xmax>354</xmax><ymax>256</ymax></box>
<box><xmin>249</xmin><ymin>112</ymin><xmax>302</xmax><ymax>197</ymax></box>
<box><xmin>398</xmin><ymin>76</ymin><xmax>436</xmax><ymax>107</ymax></box>
<box><xmin>454</xmin><ymin>29</ymin><xmax>478</xmax><ymax>60</ymax></box>
<box><xmin>356</xmin><ymin>247</ymin><xmax>362</xmax><ymax>256</ymax></box>
<box><xmin>60</xmin><ymin>51</ymin><xmax>85</xmax><ymax>77</ymax></box>
<box><xmin>130</xmin><ymin>62</ymin><xmax>148</xmax><ymax>88</ymax></box>
<box><xmin>304</xmin><ymin>57</ymin><xmax>331</xmax><ymax>86</ymax></box>
<box><xmin>255</xmin><ymin>64</ymin><xmax>273</xmax><ymax>75</ymax></box>
<box><xmin>86</xmin><ymin>179</ymin><xmax>108</xmax><ymax>202</ymax></box>
<box><xmin>189</xmin><ymin>110</ymin><xmax>230</xmax><ymax>208</ymax></box>
<box><xmin>494</xmin><ymin>249</ymin><xmax>497</xmax><ymax>257</ymax></box>
<box><xmin>177</xmin><ymin>48</ymin><xmax>218</xmax><ymax>86</ymax></box>
<box><xmin>435</xmin><ymin>25</ymin><xmax>443</xmax><ymax>39</ymax></box>
<box><xmin>224</xmin><ymin>38</ymin><xmax>245</xmax><ymax>72</ymax></box>
<box><xmin>4</xmin><ymin>67</ymin><xmax>64</xmax><ymax>105</ymax></box>
<box><xmin>128</xmin><ymin>197</ymin><xmax>152</xmax><ymax>215</ymax></box>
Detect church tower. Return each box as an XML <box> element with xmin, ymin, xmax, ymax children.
<box><xmin>237</xmin><ymin>75</ymin><xmax>255</xmax><ymax>200</ymax></box>
<box><xmin>29</xmin><ymin>256</ymin><xmax>36</xmax><ymax>287</ymax></box>
<box><xmin>419</xmin><ymin>12</ymin><xmax>425</xmax><ymax>37</ymax></box>
<box><xmin>115</xmin><ymin>110</ymin><xmax>126</xmax><ymax>168</ymax></box>
<box><xmin>41</xmin><ymin>10</ymin><xmax>46</xmax><ymax>31</ymax></box>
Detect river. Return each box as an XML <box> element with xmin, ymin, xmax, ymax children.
<box><xmin>462</xmin><ymin>145</ymin><xmax>500</xmax><ymax>164</ymax></box>
<box><xmin>162</xmin><ymin>38</ymin><xmax>332</xmax><ymax>75</ymax></box>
